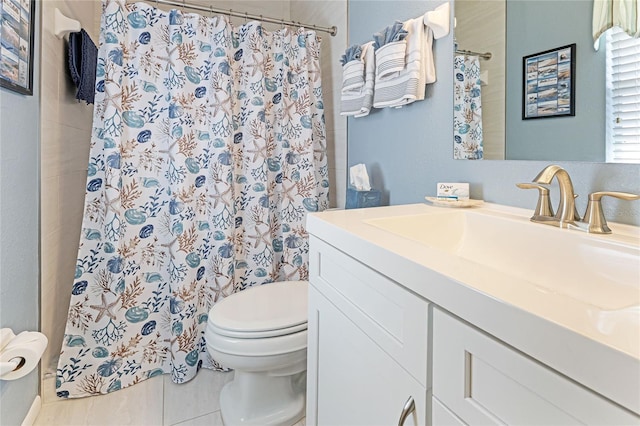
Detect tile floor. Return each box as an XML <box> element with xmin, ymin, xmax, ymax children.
<box><xmin>35</xmin><ymin>370</ymin><xmax>306</xmax><ymax>426</ymax></box>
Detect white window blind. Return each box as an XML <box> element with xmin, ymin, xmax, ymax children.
<box><xmin>605</xmin><ymin>27</ymin><xmax>640</xmax><ymax>163</ymax></box>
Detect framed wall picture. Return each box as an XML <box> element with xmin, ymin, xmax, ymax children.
<box><xmin>0</xmin><ymin>0</ymin><xmax>35</xmax><ymax>95</ymax></box>
<box><xmin>522</xmin><ymin>44</ymin><xmax>576</xmax><ymax>119</ymax></box>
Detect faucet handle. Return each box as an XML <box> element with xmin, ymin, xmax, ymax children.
<box><xmin>516</xmin><ymin>183</ymin><xmax>554</xmax><ymax>218</ymax></box>
<box><xmin>588</xmin><ymin>191</ymin><xmax>640</xmax><ymax>202</ymax></box>
<box><xmin>581</xmin><ymin>191</ymin><xmax>640</xmax><ymax>234</ymax></box>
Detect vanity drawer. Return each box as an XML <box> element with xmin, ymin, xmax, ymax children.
<box><xmin>309</xmin><ymin>236</ymin><xmax>429</xmax><ymax>386</ymax></box>
<box><xmin>432</xmin><ymin>307</ymin><xmax>639</xmax><ymax>425</ymax></box>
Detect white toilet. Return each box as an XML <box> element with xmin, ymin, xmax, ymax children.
<box><xmin>205</xmin><ymin>280</ymin><xmax>308</xmax><ymax>426</ymax></box>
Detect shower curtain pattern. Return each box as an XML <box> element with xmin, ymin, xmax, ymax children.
<box><xmin>453</xmin><ymin>54</ymin><xmax>483</xmax><ymax>160</ymax></box>
<box><xmin>56</xmin><ymin>0</ymin><xmax>328</xmax><ymax>398</ymax></box>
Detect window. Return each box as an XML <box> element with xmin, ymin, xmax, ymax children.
<box><xmin>605</xmin><ymin>27</ymin><xmax>640</xmax><ymax>163</ymax></box>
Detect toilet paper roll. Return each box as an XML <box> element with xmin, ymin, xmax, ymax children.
<box><xmin>0</xmin><ymin>331</ymin><xmax>48</xmax><ymax>381</ymax></box>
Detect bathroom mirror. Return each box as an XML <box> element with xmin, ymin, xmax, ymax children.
<box><xmin>454</xmin><ymin>0</ymin><xmax>611</xmax><ymax>162</ymax></box>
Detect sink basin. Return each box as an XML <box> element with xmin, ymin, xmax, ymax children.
<box><xmin>365</xmin><ymin>210</ymin><xmax>640</xmax><ymax>311</ymax></box>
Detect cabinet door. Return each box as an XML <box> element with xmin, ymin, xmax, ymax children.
<box><xmin>307</xmin><ymin>286</ymin><xmax>426</xmax><ymax>426</ymax></box>
<box><xmin>432</xmin><ymin>308</ymin><xmax>639</xmax><ymax>425</ymax></box>
<box><xmin>432</xmin><ymin>397</ymin><xmax>466</xmax><ymax>426</ymax></box>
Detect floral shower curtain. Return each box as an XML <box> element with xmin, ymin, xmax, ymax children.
<box><xmin>453</xmin><ymin>54</ymin><xmax>483</xmax><ymax>160</ymax></box>
<box><xmin>56</xmin><ymin>0</ymin><xmax>328</xmax><ymax>398</ymax></box>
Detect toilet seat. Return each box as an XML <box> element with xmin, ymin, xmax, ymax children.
<box><xmin>207</xmin><ymin>328</ymin><xmax>308</xmax><ymax>357</ymax></box>
<box><xmin>207</xmin><ymin>321</ymin><xmax>307</xmax><ymax>339</ymax></box>
<box><xmin>208</xmin><ymin>280</ymin><xmax>308</xmax><ymax>339</ymax></box>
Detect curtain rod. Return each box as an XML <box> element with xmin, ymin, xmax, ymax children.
<box><xmin>126</xmin><ymin>0</ymin><xmax>338</xmax><ymax>36</ymax></box>
<box><xmin>456</xmin><ymin>48</ymin><xmax>492</xmax><ymax>60</ymax></box>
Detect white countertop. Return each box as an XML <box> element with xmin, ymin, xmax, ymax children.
<box><xmin>307</xmin><ymin>202</ymin><xmax>640</xmax><ymax>414</ymax></box>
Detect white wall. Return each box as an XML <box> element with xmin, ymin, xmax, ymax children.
<box><xmin>0</xmin><ymin>1</ymin><xmax>41</xmax><ymax>423</ymax></box>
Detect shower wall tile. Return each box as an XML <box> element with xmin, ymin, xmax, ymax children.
<box><xmin>327</xmin><ymin>168</ymin><xmax>337</xmax><ymax>206</ymax></box>
<box><xmin>40</xmin><ymin>229</ymin><xmax>78</xmax><ymax>372</ymax></box>
<box><xmin>40</xmin><ymin>122</ymin><xmax>90</xmax><ymax>341</ymax></box>
<box><xmin>41</xmin><ymin>122</ymin><xmax>91</xmax><ymax>179</ymax></box>
<box><xmin>41</xmin><ymin>176</ymin><xmax>60</xmax><ymax>237</ymax></box>
<box><xmin>162</xmin><ymin>370</ymin><xmax>233</xmax><ymax>425</ymax></box>
<box><xmin>59</xmin><ymin>170</ymin><xmax>90</xmax><ymax>230</ymax></box>
<box><xmin>335</xmin><ymin>168</ymin><xmax>347</xmax><ymax>207</ymax></box>
<box><xmin>40</xmin><ymin>0</ymin><xmax>98</xmax><ymax>384</ymax></box>
<box><xmin>40</xmin><ymin>57</ymin><xmax>61</xmax><ymax>125</ymax></box>
<box><xmin>41</xmin><ymin>376</ymin><xmax>57</xmax><ymax>405</ymax></box>
<box><xmin>57</xmin><ymin>70</ymin><xmax>95</xmax><ymax>132</ymax></box>
<box><xmin>40</xmin><ymin>229</ymin><xmax>61</xmax><ymax>373</ymax></box>
<box><xmin>325</xmin><ymin>129</ymin><xmax>336</xmax><ymax>161</ymax></box>
<box><xmin>329</xmin><ymin>128</ymin><xmax>347</xmax><ymax>173</ymax></box>
<box><xmin>40</xmin><ymin>169</ymin><xmax>86</xmax><ymax>373</ymax></box>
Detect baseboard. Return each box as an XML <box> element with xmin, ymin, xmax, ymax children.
<box><xmin>21</xmin><ymin>395</ymin><xmax>41</xmax><ymax>426</ymax></box>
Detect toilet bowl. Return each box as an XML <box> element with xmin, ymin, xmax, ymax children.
<box><xmin>205</xmin><ymin>281</ymin><xmax>308</xmax><ymax>426</ymax></box>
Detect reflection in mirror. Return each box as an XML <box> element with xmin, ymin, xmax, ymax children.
<box><xmin>454</xmin><ymin>0</ymin><xmax>505</xmax><ymax>160</ymax></box>
<box><xmin>453</xmin><ymin>0</ymin><xmax>638</xmax><ymax>163</ymax></box>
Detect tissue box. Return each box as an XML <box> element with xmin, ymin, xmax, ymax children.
<box><xmin>346</xmin><ymin>188</ymin><xmax>381</xmax><ymax>209</ymax></box>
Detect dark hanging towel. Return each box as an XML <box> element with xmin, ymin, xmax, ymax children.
<box><xmin>67</xmin><ymin>29</ymin><xmax>97</xmax><ymax>105</ymax></box>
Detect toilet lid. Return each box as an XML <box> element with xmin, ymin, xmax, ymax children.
<box><xmin>209</xmin><ymin>281</ymin><xmax>308</xmax><ymax>337</ymax></box>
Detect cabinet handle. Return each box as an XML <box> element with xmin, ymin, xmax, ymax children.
<box><xmin>397</xmin><ymin>396</ymin><xmax>416</xmax><ymax>426</ymax></box>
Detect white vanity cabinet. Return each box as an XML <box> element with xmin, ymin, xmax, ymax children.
<box><xmin>431</xmin><ymin>308</ymin><xmax>639</xmax><ymax>425</ymax></box>
<box><xmin>306</xmin><ymin>236</ymin><xmax>430</xmax><ymax>426</ymax></box>
<box><xmin>306</xmin><ymin>232</ymin><xmax>640</xmax><ymax>425</ymax></box>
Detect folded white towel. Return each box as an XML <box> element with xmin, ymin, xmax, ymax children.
<box><xmin>373</xmin><ymin>17</ymin><xmax>436</xmax><ymax>108</ymax></box>
<box><xmin>375</xmin><ymin>40</ymin><xmax>407</xmax><ymax>79</ymax></box>
<box><xmin>342</xmin><ymin>59</ymin><xmax>365</xmax><ymax>93</ymax></box>
<box><xmin>340</xmin><ymin>42</ymin><xmax>375</xmax><ymax>117</ymax></box>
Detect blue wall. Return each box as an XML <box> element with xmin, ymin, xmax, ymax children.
<box><xmin>506</xmin><ymin>0</ymin><xmax>605</xmax><ymax>161</ymax></box>
<box><xmin>0</xmin><ymin>1</ymin><xmax>41</xmax><ymax>424</ymax></box>
<box><xmin>347</xmin><ymin>0</ymin><xmax>640</xmax><ymax>226</ymax></box>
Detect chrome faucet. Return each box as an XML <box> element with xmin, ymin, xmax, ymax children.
<box><xmin>530</xmin><ymin>165</ymin><xmax>578</xmax><ymax>228</ymax></box>
<box><xmin>517</xmin><ymin>165</ymin><xmax>640</xmax><ymax>234</ymax></box>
